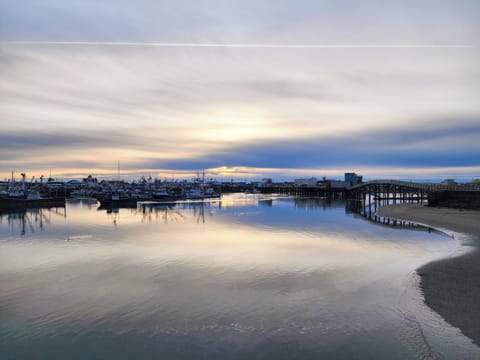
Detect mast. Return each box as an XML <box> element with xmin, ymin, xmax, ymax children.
<box><xmin>21</xmin><ymin>172</ymin><xmax>26</xmax><ymax>191</ymax></box>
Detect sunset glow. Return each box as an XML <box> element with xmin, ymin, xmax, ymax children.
<box><xmin>1</xmin><ymin>0</ymin><xmax>479</xmax><ymax>182</ymax></box>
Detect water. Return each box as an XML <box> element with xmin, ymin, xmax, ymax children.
<box><xmin>1</xmin><ymin>194</ymin><xmax>479</xmax><ymax>359</ymax></box>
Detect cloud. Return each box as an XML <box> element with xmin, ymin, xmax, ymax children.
<box><xmin>126</xmin><ymin>117</ymin><xmax>480</xmax><ymax>170</ymax></box>
<box><xmin>1</xmin><ymin>116</ymin><xmax>478</xmax><ymax>180</ymax></box>
<box><xmin>1</xmin><ymin>0</ymin><xmax>479</xmax><ymax>44</ymax></box>
<box><xmin>0</xmin><ymin>1</ymin><xmax>479</xmax><ymax>180</ymax></box>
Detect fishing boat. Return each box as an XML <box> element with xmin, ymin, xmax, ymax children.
<box><xmin>185</xmin><ymin>187</ymin><xmax>221</xmax><ymax>200</ymax></box>
<box><xmin>0</xmin><ymin>191</ymin><xmax>65</xmax><ymax>211</ymax></box>
<box><xmin>96</xmin><ymin>191</ymin><xmax>138</xmax><ymax>208</ymax></box>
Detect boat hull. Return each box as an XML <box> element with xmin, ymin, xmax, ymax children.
<box><xmin>97</xmin><ymin>198</ymin><xmax>138</xmax><ymax>208</ymax></box>
<box><xmin>0</xmin><ymin>197</ymin><xmax>65</xmax><ymax>211</ymax></box>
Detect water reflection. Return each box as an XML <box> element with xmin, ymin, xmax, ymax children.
<box><xmin>1</xmin><ymin>194</ymin><xmax>478</xmax><ymax>359</ymax></box>
<box><xmin>0</xmin><ymin>207</ymin><xmax>65</xmax><ymax>235</ymax></box>
<box><xmin>294</xmin><ymin>197</ymin><xmax>346</xmax><ymax>210</ymax></box>
<box><xmin>67</xmin><ymin>197</ymin><xmax>98</xmax><ymax>208</ymax></box>
<box><xmin>96</xmin><ymin>195</ymin><xmax>278</xmax><ymax>225</ymax></box>
<box><xmin>0</xmin><ymin>196</ymin><xmax>446</xmax><ymax>238</ymax></box>
<box><xmin>139</xmin><ymin>203</ymin><xmax>188</xmax><ymax>224</ymax></box>
<box><xmin>345</xmin><ymin>198</ymin><xmax>445</xmax><ymax>238</ymax></box>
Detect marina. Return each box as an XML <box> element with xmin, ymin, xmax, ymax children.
<box><xmin>2</xmin><ymin>171</ymin><xmax>479</xmax><ymax>212</ymax></box>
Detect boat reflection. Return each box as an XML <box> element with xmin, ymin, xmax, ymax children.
<box><xmin>93</xmin><ymin>195</ymin><xmax>373</xmax><ymax>226</ymax></box>
<box><xmin>0</xmin><ymin>206</ymin><xmax>66</xmax><ymax>235</ymax></box>
<box><xmin>67</xmin><ymin>197</ymin><xmax>98</xmax><ymax>209</ymax></box>
<box><xmin>91</xmin><ymin>194</ymin><xmax>443</xmax><ymax>237</ymax></box>
<box><xmin>139</xmin><ymin>201</ymin><xmax>215</xmax><ymax>224</ymax></box>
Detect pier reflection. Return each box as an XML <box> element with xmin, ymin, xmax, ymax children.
<box><xmin>294</xmin><ymin>197</ymin><xmax>345</xmax><ymax>210</ymax></box>
<box><xmin>346</xmin><ymin>198</ymin><xmax>443</xmax><ymax>235</ymax></box>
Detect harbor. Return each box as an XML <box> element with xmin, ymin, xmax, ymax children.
<box><xmin>2</xmin><ymin>171</ymin><xmax>480</xmax><ymax>212</ymax></box>
<box><xmin>2</xmin><ymin>0</ymin><xmax>478</xmax><ymax>357</ymax></box>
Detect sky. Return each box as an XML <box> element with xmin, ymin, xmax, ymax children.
<box><xmin>0</xmin><ymin>0</ymin><xmax>479</xmax><ymax>182</ymax></box>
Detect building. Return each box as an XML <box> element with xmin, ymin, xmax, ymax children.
<box><xmin>441</xmin><ymin>179</ymin><xmax>457</xmax><ymax>187</ymax></box>
<box><xmin>294</xmin><ymin>178</ymin><xmax>317</xmax><ymax>187</ymax></box>
<box><xmin>329</xmin><ymin>180</ymin><xmax>350</xmax><ymax>189</ymax></box>
<box><xmin>344</xmin><ymin>172</ymin><xmax>362</xmax><ymax>186</ymax></box>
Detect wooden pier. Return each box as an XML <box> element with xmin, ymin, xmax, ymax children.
<box><xmin>346</xmin><ymin>180</ymin><xmax>480</xmax><ymax>210</ymax></box>
<box><xmin>260</xmin><ymin>179</ymin><xmax>480</xmax><ymax>210</ymax></box>
<box><xmin>261</xmin><ymin>185</ymin><xmax>346</xmax><ymax>199</ymax></box>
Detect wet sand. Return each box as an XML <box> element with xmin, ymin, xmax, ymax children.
<box><xmin>377</xmin><ymin>204</ymin><xmax>480</xmax><ymax>346</ymax></box>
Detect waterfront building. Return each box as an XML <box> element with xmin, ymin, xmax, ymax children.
<box><xmin>344</xmin><ymin>172</ymin><xmax>362</xmax><ymax>186</ymax></box>
<box><xmin>441</xmin><ymin>179</ymin><xmax>457</xmax><ymax>187</ymax></box>
<box><xmin>294</xmin><ymin>178</ymin><xmax>318</xmax><ymax>187</ymax></box>
<box><xmin>329</xmin><ymin>180</ymin><xmax>350</xmax><ymax>189</ymax></box>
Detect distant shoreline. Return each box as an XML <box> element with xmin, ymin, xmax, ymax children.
<box><xmin>377</xmin><ymin>204</ymin><xmax>480</xmax><ymax>346</ymax></box>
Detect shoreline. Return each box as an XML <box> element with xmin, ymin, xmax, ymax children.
<box><xmin>377</xmin><ymin>204</ymin><xmax>480</xmax><ymax>346</ymax></box>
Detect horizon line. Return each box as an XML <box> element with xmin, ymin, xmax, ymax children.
<box><xmin>0</xmin><ymin>41</ymin><xmax>474</xmax><ymax>49</ymax></box>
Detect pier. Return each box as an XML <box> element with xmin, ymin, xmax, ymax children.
<box><xmin>261</xmin><ymin>184</ymin><xmax>346</xmax><ymax>199</ymax></box>
<box><xmin>347</xmin><ymin>180</ymin><xmax>480</xmax><ymax>210</ymax></box>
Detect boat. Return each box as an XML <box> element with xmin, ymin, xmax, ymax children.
<box><xmin>0</xmin><ymin>191</ymin><xmax>65</xmax><ymax>211</ymax></box>
<box><xmin>96</xmin><ymin>191</ymin><xmax>138</xmax><ymax>208</ymax></box>
<box><xmin>185</xmin><ymin>187</ymin><xmax>221</xmax><ymax>200</ymax></box>
<box><xmin>151</xmin><ymin>186</ymin><xmax>186</xmax><ymax>202</ymax></box>
<box><xmin>185</xmin><ymin>188</ymin><xmax>204</xmax><ymax>200</ymax></box>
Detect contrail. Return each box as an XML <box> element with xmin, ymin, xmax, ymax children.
<box><xmin>0</xmin><ymin>41</ymin><xmax>473</xmax><ymax>48</ymax></box>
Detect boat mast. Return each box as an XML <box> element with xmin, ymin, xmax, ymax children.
<box><xmin>21</xmin><ymin>173</ymin><xmax>26</xmax><ymax>191</ymax></box>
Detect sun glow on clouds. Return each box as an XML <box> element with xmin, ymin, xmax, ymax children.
<box><xmin>194</xmin><ymin>116</ymin><xmax>308</xmax><ymax>144</ymax></box>
<box><xmin>49</xmin><ymin>165</ymin><xmax>480</xmax><ymax>183</ymax></box>
<box><xmin>184</xmin><ymin>110</ymin><xmax>273</xmax><ymax>143</ymax></box>
<box><xmin>0</xmin><ymin>0</ymin><xmax>479</xmax><ymax>181</ymax></box>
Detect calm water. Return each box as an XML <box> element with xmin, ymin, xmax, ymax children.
<box><xmin>1</xmin><ymin>194</ymin><xmax>479</xmax><ymax>359</ymax></box>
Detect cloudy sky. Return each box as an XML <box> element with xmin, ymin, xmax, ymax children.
<box><xmin>1</xmin><ymin>0</ymin><xmax>479</xmax><ymax>181</ymax></box>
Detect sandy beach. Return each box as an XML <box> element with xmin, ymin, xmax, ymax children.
<box><xmin>377</xmin><ymin>204</ymin><xmax>480</xmax><ymax>346</ymax></box>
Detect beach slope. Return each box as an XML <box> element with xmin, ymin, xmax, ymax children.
<box><xmin>377</xmin><ymin>204</ymin><xmax>480</xmax><ymax>346</ymax></box>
